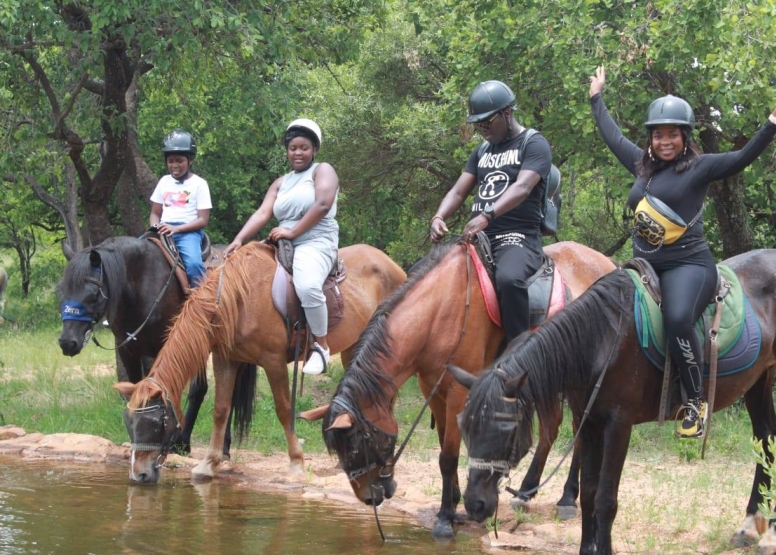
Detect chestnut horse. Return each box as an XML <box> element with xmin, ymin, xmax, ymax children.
<box><xmin>450</xmin><ymin>251</ymin><xmax>776</xmax><ymax>554</ymax></box>
<box><xmin>299</xmin><ymin>239</ymin><xmax>615</xmax><ymax>537</ymax></box>
<box><xmin>114</xmin><ymin>242</ymin><xmax>406</xmax><ymax>484</ymax></box>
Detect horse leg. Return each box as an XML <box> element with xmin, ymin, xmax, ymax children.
<box><xmin>578</xmin><ymin>424</ymin><xmax>604</xmax><ymax>555</ymax></box>
<box><xmin>431</xmin><ymin>400</ymin><xmax>463</xmax><ymax>538</ymax></box>
<box><xmin>734</xmin><ymin>370</ymin><xmax>776</xmax><ymax>547</ymax></box>
<box><xmin>263</xmin><ymin>359</ymin><xmax>304</xmax><ymax>473</ymax></box>
<box><xmin>193</xmin><ymin>357</ymin><xmax>236</xmax><ymax>481</ymax></box>
<box><xmin>591</xmin><ymin>418</ymin><xmax>632</xmax><ymax>555</ymax></box>
<box><xmin>177</xmin><ymin>372</ymin><xmax>208</xmax><ymax>456</ymax></box>
<box><xmin>556</xmin><ymin>438</ymin><xmax>581</xmax><ymax>520</ymax></box>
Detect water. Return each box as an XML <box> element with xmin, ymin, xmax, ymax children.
<box><xmin>0</xmin><ymin>457</ymin><xmax>488</xmax><ymax>554</ymax></box>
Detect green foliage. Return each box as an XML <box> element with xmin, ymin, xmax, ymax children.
<box><xmin>754</xmin><ymin>435</ymin><xmax>776</xmax><ymax>519</ymax></box>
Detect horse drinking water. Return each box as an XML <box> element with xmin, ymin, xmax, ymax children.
<box><xmin>451</xmin><ymin>250</ymin><xmax>776</xmax><ymax>554</ymax></box>
<box><xmin>115</xmin><ymin>242</ymin><xmax>406</xmax><ymax>483</ymax></box>
<box><xmin>299</xmin><ymin>238</ymin><xmax>615</xmax><ymax>537</ymax></box>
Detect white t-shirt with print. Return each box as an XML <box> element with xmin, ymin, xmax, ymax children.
<box><xmin>150</xmin><ymin>174</ymin><xmax>212</xmax><ymax>224</ymax></box>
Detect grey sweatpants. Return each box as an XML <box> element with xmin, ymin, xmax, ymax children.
<box><xmin>292</xmin><ymin>236</ymin><xmax>338</xmax><ymax>337</ymax></box>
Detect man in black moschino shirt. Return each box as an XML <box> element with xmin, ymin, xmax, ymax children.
<box><xmin>430</xmin><ymin>80</ymin><xmax>552</xmax><ymax>349</ymax></box>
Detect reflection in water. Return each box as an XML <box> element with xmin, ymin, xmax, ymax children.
<box><xmin>0</xmin><ymin>457</ymin><xmax>487</xmax><ymax>554</ymax></box>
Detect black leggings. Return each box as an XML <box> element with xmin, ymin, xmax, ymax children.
<box><xmin>654</xmin><ymin>249</ymin><xmax>718</xmax><ymax>400</ymax></box>
<box><xmin>491</xmin><ymin>232</ymin><xmax>544</xmax><ymax>344</ymax></box>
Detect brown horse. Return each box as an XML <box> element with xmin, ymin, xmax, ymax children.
<box><xmin>114</xmin><ymin>242</ymin><xmax>406</xmax><ymax>484</ymax></box>
<box><xmin>450</xmin><ymin>251</ymin><xmax>776</xmax><ymax>554</ymax></box>
<box><xmin>299</xmin><ymin>238</ymin><xmax>615</xmax><ymax>537</ymax></box>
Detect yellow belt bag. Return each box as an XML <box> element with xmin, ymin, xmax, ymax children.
<box><xmin>633</xmin><ymin>194</ymin><xmax>687</xmax><ymax>246</ymax></box>
<box><xmin>632</xmin><ymin>177</ymin><xmax>704</xmax><ymax>249</ymax></box>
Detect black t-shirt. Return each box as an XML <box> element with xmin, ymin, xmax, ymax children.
<box><xmin>464</xmin><ymin>129</ymin><xmax>552</xmax><ymax>239</ymax></box>
<box><xmin>590</xmin><ymin>93</ymin><xmax>776</xmax><ymax>262</ymax></box>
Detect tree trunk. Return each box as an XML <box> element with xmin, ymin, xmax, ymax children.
<box><xmin>697</xmin><ymin>126</ymin><xmax>753</xmax><ymax>258</ymax></box>
<box><xmin>708</xmin><ymin>174</ymin><xmax>753</xmax><ymax>258</ymax></box>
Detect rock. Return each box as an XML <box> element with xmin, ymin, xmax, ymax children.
<box><xmin>0</xmin><ymin>425</ymin><xmax>26</xmax><ymax>440</ymax></box>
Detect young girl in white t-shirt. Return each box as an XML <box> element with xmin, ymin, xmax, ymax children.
<box><xmin>149</xmin><ymin>129</ymin><xmax>212</xmax><ymax>288</ymax></box>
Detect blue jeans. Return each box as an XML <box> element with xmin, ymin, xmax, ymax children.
<box><xmin>169</xmin><ymin>226</ymin><xmax>205</xmax><ymax>287</ymax></box>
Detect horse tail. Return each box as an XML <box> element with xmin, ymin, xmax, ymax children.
<box><xmin>231</xmin><ymin>362</ymin><xmax>257</xmax><ymax>443</ymax></box>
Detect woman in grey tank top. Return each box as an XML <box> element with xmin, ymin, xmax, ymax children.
<box><xmin>225</xmin><ymin>118</ymin><xmax>339</xmax><ymax>375</ymax></box>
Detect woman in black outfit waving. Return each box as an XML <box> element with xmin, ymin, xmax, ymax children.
<box><xmin>589</xmin><ymin>66</ymin><xmax>776</xmax><ymax>438</ymax></box>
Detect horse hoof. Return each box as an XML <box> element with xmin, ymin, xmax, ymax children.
<box><xmin>555</xmin><ymin>504</ymin><xmax>577</xmax><ymax>521</ymax></box>
<box><xmin>431</xmin><ymin>520</ymin><xmax>455</xmax><ymax>539</ymax></box>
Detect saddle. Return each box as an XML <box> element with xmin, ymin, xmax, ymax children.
<box><xmin>623</xmin><ymin>258</ymin><xmax>761</xmax><ymax>424</ymax></box>
<box><xmin>269</xmin><ymin>239</ymin><xmax>346</xmax><ymax>362</ymax></box>
<box><xmin>470</xmin><ymin>232</ymin><xmax>570</xmax><ymax>329</ymax></box>
<box><xmin>143</xmin><ymin>229</ymin><xmax>222</xmax><ymax>292</ymax></box>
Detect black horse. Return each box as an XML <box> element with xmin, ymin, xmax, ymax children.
<box><xmin>451</xmin><ymin>250</ymin><xmax>776</xmax><ymax>555</ymax></box>
<box><xmin>58</xmin><ymin>236</ymin><xmax>254</xmax><ymax>456</ymax></box>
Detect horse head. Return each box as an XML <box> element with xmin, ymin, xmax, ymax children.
<box><xmin>299</xmin><ymin>397</ymin><xmax>399</xmax><ymax>506</ymax></box>
<box><xmin>449</xmin><ymin>363</ymin><xmax>533</xmax><ymax>522</ymax></box>
<box><xmin>114</xmin><ymin>379</ymin><xmax>182</xmax><ymax>484</ymax></box>
<box><xmin>59</xmin><ymin>249</ymin><xmax>109</xmax><ymax>356</ymax></box>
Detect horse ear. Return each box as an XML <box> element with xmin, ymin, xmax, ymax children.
<box><xmin>447</xmin><ymin>364</ymin><xmax>476</xmax><ymax>390</ymax></box>
<box><xmin>503</xmin><ymin>373</ymin><xmax>529</xmax><ymax>398</ymax></box>
<box><xmin>326</xmin><ymin>412</ymin><xmax>354</xmax><ymax>431</ymax></box>
<box><xmin>297</xmin><ymin>404</ymin><xmax>329</xmax><ymax>422</ymax></box>
<box><xmin>61</xmin><ymin>240</ymin><xmax>75</xmax><ymax>261</ymax></box>
<box><xmin>89</xmin><ymin>249</ymin><xmax>101</xmax><ymax>268</ymax></box>
<box><xmin>113</xmin><ymin>382</ymin><xmax>136</xmax><ymax>397</ymax></box>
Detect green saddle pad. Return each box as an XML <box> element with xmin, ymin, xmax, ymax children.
<box><xmin>626</xmin><ymin>265</ymin><xmax>745</xmax><ymax>357</ymax></box>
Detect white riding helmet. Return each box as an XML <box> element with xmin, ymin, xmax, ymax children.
<box><xmin>286</xmin><ymin>118</ymin><xmax>322</xmax><ymax>148</ymax></box>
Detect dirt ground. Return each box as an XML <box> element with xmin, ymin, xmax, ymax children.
<box><xmin>0</xmin><ymin>423</ymin><xmax>764</xmax><ymax>554</ymax></box>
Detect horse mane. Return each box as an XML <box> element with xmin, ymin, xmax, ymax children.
<box><xmin>59</xmin><ymin>237</ymin><xmax>134</xmax><ymax>318</ymax></box>
<box><xmin>464</xmin><ymin>269</ymin><xmax>633</xmax><ymax>436</ymax></box>
<box><xmin>138</xmin><ymin>242</ymin><xmax>257</xmax><ymax>403</ymax></box>
<box><xmin>324</xmin><ymin>238</ymin><xmax>464</xmax><ymax>452</ymax></box>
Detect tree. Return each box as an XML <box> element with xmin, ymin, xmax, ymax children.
<box><xmin>0</xmin><ymin>0</ymin><xmax>384</xmax><ymax>246</ymax></box>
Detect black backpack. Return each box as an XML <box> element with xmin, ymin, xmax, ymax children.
<box><xmin>477</xmin><ymin>129</ymin><xmax>561</xmax><ymax>237</ymax></box>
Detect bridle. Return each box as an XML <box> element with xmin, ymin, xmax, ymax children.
<box><xmin>329</xmin><ymin>396</ymin><xmax>398</xmax><ymax>483</ymax></box>
<box><xmin>61</xmin><ymin>245</ymin><xmax>180</xmax><ymax>352</ymax></box>
<box><xmin>124</xmin><ymin>377</ymin><xmax>183</xmax><ymax>470</ymax></box>
<box><xmin>463</xmin><ymin>367</ymin><xmax>529</xmax><ymax>477</ymax></box>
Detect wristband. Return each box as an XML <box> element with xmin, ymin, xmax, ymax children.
<box><xmin>430</xmin><ymin>215</ymin><xmax>445</xmax><ymax>225</ymax></box>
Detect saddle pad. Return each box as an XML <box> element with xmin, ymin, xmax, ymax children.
<box><xmin>628</xmin><ymin>266</ymin><xmax>761</xmax><ymax>376</ymax></box>
<box><xmin>468</xmin><ymin>244</ymin><xmax>568</xmax><ymax>329</ymax></box>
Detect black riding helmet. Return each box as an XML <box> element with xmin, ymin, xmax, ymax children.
<box><xmin>644</xmin><ymin>95</ymin><xmax>695</xmax><ymax>128</ymax></box>
<box><xmin>466</xmin><ymin>81</ymin><xmax>516</xmax><ymax>124</ymax></box>
<box><xmin>162</xmin><ymin>129</ymin><xmax>197</xmax><ymax>159</ymax></box>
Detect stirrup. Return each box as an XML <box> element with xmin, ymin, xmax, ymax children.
<box><xmin>303</xmin><ymin>342</ymin><xmax>329</xmax><ymax>375</ymax></box>
<box><xmin>674</xmin><ymin>400</ymin><xmax>706</xmax><ymax>439</ymax></box>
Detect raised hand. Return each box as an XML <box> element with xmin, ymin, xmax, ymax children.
<box><xmin>589</xmin><ymin>65</ymin><xmax>606</xmax><ymax>98</ymax></box>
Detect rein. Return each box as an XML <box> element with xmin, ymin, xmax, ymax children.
<box><xmin>91</xmin><ymin>246</ymin><xmax>180</xmax><ymax>352</ymax></box>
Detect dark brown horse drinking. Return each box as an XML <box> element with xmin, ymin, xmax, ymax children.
<box><xmin>58</xmin><ymin>236</ymin><xmax>245</xmax><ymax>456</ymax></box>
<box><xmin>114</xmin><ymin>242</ymin><xmax>406</xmax><ymax>484</ymax></box>
<box><xmin>451</xmin><ymin>250</ymin><xmax>776</xmax><ymax>555</ymax></box>
<box><xmin>299</xmin><ymin>238</ymin><xmax>614</xmax><ymax>537</ymax></box>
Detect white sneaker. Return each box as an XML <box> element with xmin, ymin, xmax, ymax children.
<box><xmin>303</xmin><ymin>342</ymin><xmax>330</xmax><ymax>375</ymax></box>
